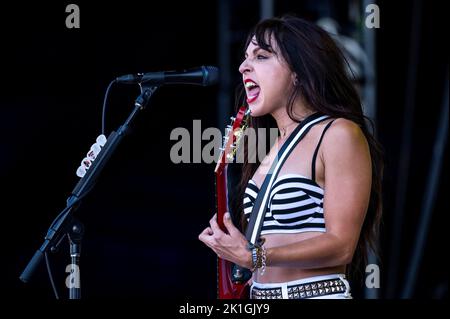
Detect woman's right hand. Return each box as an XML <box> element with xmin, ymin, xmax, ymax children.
<box><xmin>198</xmin><ymin>212</ymin><xmax>252</xmax><ymax>269</ymax></box>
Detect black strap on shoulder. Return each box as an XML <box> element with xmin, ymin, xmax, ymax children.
<box><xmin>244</xmin><ymin>112</ymin><xmax>330</xmax><ymax>246</ymax></box>
<box><xmin>311</xmin><ymin>120</ymin><xmax>335</xmax><ymax>182</ymax></box>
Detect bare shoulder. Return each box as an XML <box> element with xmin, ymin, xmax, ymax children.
<box><xmin>322</xmin><ymin>118</ymin><xmax>370</xmax><ymax>157</ymax></box>
<box><xmin>327</xmin><ymin>118</ymin><xmax>365</xmax><ymax>139</ymax></box>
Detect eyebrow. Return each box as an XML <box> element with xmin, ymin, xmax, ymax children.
<box><xmin>244</xmin><ymin>46</ymin><xmax>267</xmax><ymax>58</ymax></box>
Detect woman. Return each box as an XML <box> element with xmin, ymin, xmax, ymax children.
<box><xmin>199</xmin><ymin>15</ymin><xmax>383</xmax><ymax>299</ymax></box>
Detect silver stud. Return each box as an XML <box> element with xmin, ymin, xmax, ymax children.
<box><xmin>313</xmin><ymin>289</ymin><xmax>318</xmax><ymax>296</ymax></box>
<box><xmin>318</xmin><ymin>282</ymin><xmax>323</xmax><ymax>288</ymax></box>
<box><xmin>319</xmin><ymin>288</ymin><xmax>324</xmax><ymax>294</ymax></box>
<box><xmin>306</xmin><ymin>291</ymin><xmax>312</xmax><ymax>297</ymax></box>
<box><xmin>325</xmin><ymin>287</ymin><xmax>330</xmax><ymax>293</ymax></box>
<box><xmin>300</xmin><ymin>292</ymin><xmax>306</xmax><ymax>298</ymax></box>
<box><xmin>299</xmin><ymin>285</ymin><xmax>305</xmax><ymax>291</ymax></box>
<box><xmin>311</xmin><ymin>283</ymin><xmax>317</xmax><ymax>289</ymax></box>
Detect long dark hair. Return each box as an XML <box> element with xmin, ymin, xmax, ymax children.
<box><xmin>232</xmin><ymin>15</ymin><xmax>384</xmax><ymax>282</ymax></box>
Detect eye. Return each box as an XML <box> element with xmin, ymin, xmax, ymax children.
<box><xmin>256</xmin><ymin>54</ymin><xmax>268</xmax><ymax>60</ymax></box>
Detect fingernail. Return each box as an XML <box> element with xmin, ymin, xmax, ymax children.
<box><xmin>225</xmin><ymin>212</ymin><xmax>230</xmax><ymax>219</ymax></box>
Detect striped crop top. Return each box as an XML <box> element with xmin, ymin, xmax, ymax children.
<box><xmin>243</xmin><ymin>120</ymin><xmax>334</xmax><ymax>235</ymax></box>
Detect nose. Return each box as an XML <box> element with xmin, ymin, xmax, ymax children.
<box><xmin>239</xmin><ymin>58</ymin><xmax>252</xmax><ymax>74</ymax></box>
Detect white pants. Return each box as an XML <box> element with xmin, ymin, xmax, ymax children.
<box><xmin>251</xmin><ymin>273</ymin><xmax>352</xmax><ymax>299</ymax></box>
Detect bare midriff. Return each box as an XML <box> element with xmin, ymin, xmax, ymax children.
<box><xmin>253</xmin><ymin>232</ymin><xmax>345</xmax><ymax>283</ymax></box>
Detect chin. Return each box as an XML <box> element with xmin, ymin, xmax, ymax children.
<box><xmin>249</xmin><ymin>102</ymin><xmax>280</xmax><ymax>118</ymax></box>
<box><xmin>248</xmin><ymin>100</ymin><xmax>270</xmax><ymax>117</ymax></box>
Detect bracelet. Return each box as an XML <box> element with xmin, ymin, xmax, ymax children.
<box><xmin>251</xmin><ymin>247</ymin><xmax>261</xmax><ymax>272</ymax></box>
<box><xmin>251</xmin><ymin>247</ymin><xmax>259</xmax><ymax>271</ymax></box>
<box><xmin>260</xmin><ymin>245</ymin><xmax>267</xmax><ymax>276</ymax></box>
<box><xmin>250</xmin><ymin>245</ymin><xmax>267</xmax><ymax>275</ymax></box>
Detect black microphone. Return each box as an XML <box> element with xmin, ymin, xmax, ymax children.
<box><xmin>116</xmin><ymin>65</ymin><xmax>219</xmax><ymax>86</ymax></box>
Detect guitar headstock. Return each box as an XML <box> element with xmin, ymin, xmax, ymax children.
<box><xmin>215</xmin><ymin>106</ymin><xmax>250</xmax><ymax>173</ymax></box>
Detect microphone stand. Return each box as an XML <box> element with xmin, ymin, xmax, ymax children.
<box><xmin>20</xmin><ymin>84</ymin><xmax>158</xmax><ymax>299</ymax></box>
<box><xmin>67</xmin><ymin>218</ymin><xmax>84</xmax><ymax>299</ymax></box>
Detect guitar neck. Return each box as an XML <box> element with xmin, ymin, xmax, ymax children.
<box><xmin>215</xmin><ymin>166</ymin><xmax>228</xmax><ymax>231</ymax></box>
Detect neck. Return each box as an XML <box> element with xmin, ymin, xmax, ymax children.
<box><xmin>271</xmin><ymin>100</ymin><xmax>314</xmax><ymax>138</ymax></box>
<box><xmin>279</xmin><ymin>121</ymin><xmax>297</xmax><ymax>138</ymax></box>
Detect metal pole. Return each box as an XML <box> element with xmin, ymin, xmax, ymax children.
<box><xmin>260</xmin><ymin>0</ymin><xmax>274</xmax><ymax>19</ymax></box>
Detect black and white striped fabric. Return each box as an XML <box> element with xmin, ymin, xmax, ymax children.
<box><xmin>243</xmin><ymin>113</ymin><xmax>330</xmax><ymax>243</ymax></box>
<box><xmin>244</xmin><ymin>173</ymin><xmax>325</xmax><ymax>235</ymax></box>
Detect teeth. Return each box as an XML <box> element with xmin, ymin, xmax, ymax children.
<box><xmin>245</xmin><ymin>81</ymin><xmax>258</xmax><ymax>88</ymax></box>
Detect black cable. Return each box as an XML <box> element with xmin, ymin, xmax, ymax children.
<box><xmin>49</xmin><ymin>202</ymin><xmax>76</xmax><ymax>230</ymax></box>
<box><xmin>102</xmin><ymin>80</ymin><xmax>116</xmax><ymax>135</ymax></box>
<box><xmin>41</xmin><ymin>79</ymin><xmax>116</xmax><ymax>300</ymax></box>
<box><xmin>45</xmin><ymin>252</ymin><xmax>60</xmax><ymax>299</ymax></box>
<box><xmin>48</xmin><ymin>181</ymin><xmax>95</xmax><ymax>231</ymax></box>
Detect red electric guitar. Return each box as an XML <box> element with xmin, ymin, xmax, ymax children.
<box><xmin>214</xmin><ymin>105</ymin><xmax>251</xmax><ymax>299</ymax></box>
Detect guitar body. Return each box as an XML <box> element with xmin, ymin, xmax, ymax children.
<box><xmin>215</xmin><ymin>106</ymin><xmax>250</xmax><ymax>299</ymax></box>
<box><xmin>216</xmin><ymin>167</ymin><xmax>249</xmax><ymax>299</ymax></box>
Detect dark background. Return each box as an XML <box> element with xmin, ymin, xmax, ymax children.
<box><xmin>0</xmin><ymin>0</ymin><xmax>446</xmax><ymax>300</ymax></box>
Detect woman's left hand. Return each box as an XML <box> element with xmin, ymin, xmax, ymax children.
<box><xmin>198</xmin><ymin>212</ymin><xmax>252</xmax><ymax>269</ymax></box>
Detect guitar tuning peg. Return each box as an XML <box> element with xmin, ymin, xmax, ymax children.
<box><xmin>230</xmin><ymin>116</ymin><xmax>236</xmax><ymax>121</ymax></box>
<box><xmin>234</xmin><ymin>128</ymin><xmax>243</xmax><ymax>138</ymax></box>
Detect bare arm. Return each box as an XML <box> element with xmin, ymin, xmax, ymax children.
<box><xmin>266</xmin><ymin>119</ymin><xmax>372</xmax><ymax>269</ymax></box>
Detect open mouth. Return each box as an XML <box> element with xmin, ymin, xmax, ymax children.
<box><xmin>244</xmin><ymin>79</ymin><xmax>260</xmax><ymax>104</ymax></box>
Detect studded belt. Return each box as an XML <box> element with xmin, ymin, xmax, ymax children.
<box><xmin>251</xmin><ymin>277</ymin><xmax>347</xmax><ymax>299</ymax></box>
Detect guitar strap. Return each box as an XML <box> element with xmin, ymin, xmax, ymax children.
<box><xmin>244</xmin><ymin>113</ymin><xmax>330</xmax><ymax>245</ymax></box>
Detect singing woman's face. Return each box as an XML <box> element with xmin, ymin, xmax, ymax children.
<box><xmin>239</xmin><ymin>36</ymin><xmax>296</xmax><ymax>117</ymax></box>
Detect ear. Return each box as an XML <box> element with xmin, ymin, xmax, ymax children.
<box><xmin>291</xmin><ymin>73</ymin><xmax>299</xmax><ymax>86</ymax></box>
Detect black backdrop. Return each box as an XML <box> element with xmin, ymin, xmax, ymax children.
<box><xmin>1</xmin><ymin>0</ymin><xmax>446</xmax><ymax>300</ymax></box>
<box><xmin>2</xmin><ymin>1</ymin><xmax>222</xmax><ymax>299</ymax></box>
